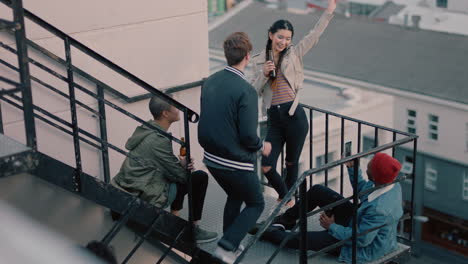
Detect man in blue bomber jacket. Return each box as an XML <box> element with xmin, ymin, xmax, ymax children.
<box><xmin>198</xmin><ymin>32</ymin><xmax>272</xmax><ymax>264</ymax></box>
<box><xmin>259</xmin><ymin>152</ymin><xmax>403</xmax><ymax>263</ymax></box>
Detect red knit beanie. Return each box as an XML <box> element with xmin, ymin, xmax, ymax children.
<box><xmin>370</xmin><ymin>153</ymin><xmax>402</xmax><ymax>184</ymax></box>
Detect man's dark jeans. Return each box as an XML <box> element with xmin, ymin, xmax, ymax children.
<box><xmin>207</xmin><ymin>166</ymin><xmax>265</xmax><ymax>251</ymax></box>
<box><xmin>170</xmin><ymin>170</ymin><xmax>208</xmax><ymax>221</ymax></box>
<box><xmin>263</xmin><ymin>184</ymin><xmax>353</xmax><ymax>254</ymax></box>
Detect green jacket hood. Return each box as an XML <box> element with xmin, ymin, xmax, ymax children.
<box><xmin>125</xmin><ymin>120</ymin><xmax>165</xmax><ymax>150</ymax></box>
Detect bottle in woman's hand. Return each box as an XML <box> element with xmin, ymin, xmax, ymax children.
<box><xmin>268</xmin><ymin>50</ymin><xmax>276</xmax><ymax>78</ymax></box>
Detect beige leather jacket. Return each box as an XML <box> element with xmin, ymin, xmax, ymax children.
<box><xmin>251</xmin><ymin>12</ymin><xmax>334</xmax><ymax>116</ymax></box>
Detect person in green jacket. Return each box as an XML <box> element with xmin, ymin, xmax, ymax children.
<box><xmin>113</xmin><ymin>96</ymin><xmax>217</xmax><ymax>243</ymax></box>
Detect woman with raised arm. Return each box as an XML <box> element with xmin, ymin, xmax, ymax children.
<box><xmin>251</xmin><ymin>0</ymin><xmax>336</xmax><ymax>207</ymax></box>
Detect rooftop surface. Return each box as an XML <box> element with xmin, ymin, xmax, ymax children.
<box><xmin>210</xmin><ymin>1</ymin><xmax>468</xmax><ymax>105</ymax></box>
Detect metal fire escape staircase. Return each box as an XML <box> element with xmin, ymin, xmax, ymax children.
<box><xmin>0</xmin><ymin>1</ymin><xmax>418</xmax><ymax>263</ymax></box>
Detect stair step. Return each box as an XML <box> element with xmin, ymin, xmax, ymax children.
<box><xmin>0</xmin><ymin>134</ymin><xmax>36</xmax><ymax>177</ymax></box>
<box><xmin>0</xmin><ymin>173</ymin><xmax>188</xmax><ymax>263</ymax></box>
<box><xmin>0</xmin><ymin>134</ymin><xmax>30</xmax><ymax>157</ymax></box>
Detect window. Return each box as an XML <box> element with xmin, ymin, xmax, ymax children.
<box><xmin>436</xmin><ymin>0</ymin><xmax>448</xmax><ymax>8</ymax></box>
<box><xmin>425</xmin><ymin>163</ymin><xmax>437</xmax><ymax>191</ymax></box>
<box><xmin>316</xmin><ymin>152</ymin><xmax>336</xmax><ymax>174</ymax></box>
<box><xmin>407</xmin><ymin>109</ymin><xmax>417</xmax><ymax>134</ymax></box>
<box><xmin>401</xmin><ymin>156</ymin><xmax>414</xmax><ymax>175</ymax></box>
<box><xmin>428</xmin><ymin>114</ymin><xmax>439</xmax><ymax>141</ymax></box>
<box><xmin>463</xmin><ymin>171</ymin><xmax>468</xmax><ymax>201</ymax></box>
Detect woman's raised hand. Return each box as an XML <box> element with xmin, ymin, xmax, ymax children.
<box><xmin>326</xmin><ymin>0</ymin><xmax>337</xmax><ymax>14</ymax></box>
<box><xmin>263</xmin><ymin>60</ymin><xmax>275</xmax><ymax>77</ymax></box>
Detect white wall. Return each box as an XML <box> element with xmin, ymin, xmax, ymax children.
<box><xmin>423</xmin><ymin>0</ymin><xmax>468</xmax><ymax>12</ymax></box>
<box><xmin>394</xmin><ymin>96</ymin><xmax>468</xmax><ymax>165</ymax></box>
<box><xmin>0</xmin><ymin>1</ymin><xmax>209</xmax><ymax>179</ymax></box>
<box><xmin>448</xmin><ymin>0</ymin><xmax>468</xmax><ymax>12</ymax></box>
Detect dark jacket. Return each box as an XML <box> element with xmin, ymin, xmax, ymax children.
<box><xmin>113</xmin><ymin>121</ymin><xmax>186</xmax><ymax>208</ymax></box>
<box><xmin>198</xmin><ymin>67</ymin><xmax>262</xmax><ymax>171</ymax></box>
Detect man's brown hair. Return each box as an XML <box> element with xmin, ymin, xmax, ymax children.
<box><xmin>223</xmin><ymin>32</ymin><xmax>252</xmax><ymax>66</ymax></box>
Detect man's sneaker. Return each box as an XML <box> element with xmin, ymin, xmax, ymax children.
<box><xmin>213</xmin><ymin>245</ymin><xmax>243</xmax><ymax>264</ymax></box>
<box><xmin>272</xmin><ymin>214</ymin><xmax>296</xmax><ymax>231</ymax></box>
<box><xmin>194</xmin><ymin>226</ymin><xmax>218</xmax><ymax>243</ymax></box>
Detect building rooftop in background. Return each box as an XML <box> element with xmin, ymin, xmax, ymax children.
<box><xmin>307</xmin><ymin>1</ymin><xmax>468</xmax><ymax>35</ymax></box>
<box><xmin>209</xmin><ymin>1</ymin><xmax>468</xmax><ymax>105</ymax></box>
<box><xmin>389</xmin><ymin>4</ymin><xmax>468</xmax><ymax>36</ymax></box>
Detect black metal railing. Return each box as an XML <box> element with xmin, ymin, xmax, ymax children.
<box><xmin>0</xmin><ymin>0</ymin><xmax>36</xmax><ymax>149</ymax></box>
<box><xmin>0</xmin><ymin>1</ymin><xmax>202</xmax><ymax>262</ymax></box>
<box><xmin>238</xmin><ymin>103</ymin><xmax>418</xmax><ymax>264</ymax></box>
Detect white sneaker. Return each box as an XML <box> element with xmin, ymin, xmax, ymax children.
<box><xmin>213</xmin><ymin>245</ymin><xmax>244</xmax><ymax>264</ymax></box>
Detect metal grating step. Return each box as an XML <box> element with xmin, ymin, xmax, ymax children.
<box><xmin>0</xmin><ymin>173</ymin><xmax>186</xmax><ymax>264</ymax></box>
<box><xmin>0</xmin><ymin>133</ymin><xmax>29</xmax><ymax>157</ymax></box>
<box><xmin>0</xmin><ymin>133</ymin><xmax>36</xmax><ymax>177</ymax></box>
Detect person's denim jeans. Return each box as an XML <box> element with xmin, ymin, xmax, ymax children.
<box><xmin>207</xmin><ymin>167</ymin><xmax>265</xmax><ymax>251</ymax></box>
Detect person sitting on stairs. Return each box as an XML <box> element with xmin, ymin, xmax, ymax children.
<box><xmin>252</xmin><ymin>153</ymin><xmax>403</xmax><ymax>263</ymax></box>
<box><xmin>112</xmin><ymin>95</ymin><xmax>217</xmax><ymax>244</ymax></box>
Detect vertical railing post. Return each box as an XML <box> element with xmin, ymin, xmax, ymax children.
<box><xmin>0</xmin><ymin>102</ymin><xmax>4</xmax><ymax>134</ymax></box>
<box><xmin>13</xmin><ymin>0</ymin><xmax>36</xmax><ymax>150</ymax></box>
<box><xmin>324</xmin><ymin>113</ymin><xmax>329</xmax><ymax>187</ymax></box>
<box><xmin>374</xmin><ymin>127</ymin><xmax>379</xmax><ymax>147</ymax></box>
<box><xmin>97</xmin><ymin>85</ymin><xmax>110</xmax><ymax>183</ymax></box>
<box><xmin>392</xmin><ymin>132</ymin><xmax>396</xmax><ymax>157</ymax></box>
<box><xmin>352</xmin><ymin>158</ymin><xmax>359</xmax><ymax>264</ymax></box>
<box><xmin>64</xmin><ymin>37</ymin><xmax>82</xmax><ymax>192</ymax></box>
<box><xmin>183</xmin><ymin>109</ymin><xmax>194</xmax><ymax>241</ymax></box>
<box><xmin>410</xmin><ymin>138</ymin><xmax>422</xmax><ymax>256</ymax></box>
<box><xmin>299</xmin><ymin>178</ymin><xmax>308</xmax><ymax>264</ymax></box>
<box><xmin>309</xmin><ymin>109</ymin><xmax>313</xmax><ymax>189</ymax></box>
<box><xmin>357</xmin><ymin>123</ymin><xmax>362</xmax><ymax>153</ymax></box>
<box><xmin>340</xmin><ymin>118</ymin><xmax>344</xmax><ymax>195</ymax></box>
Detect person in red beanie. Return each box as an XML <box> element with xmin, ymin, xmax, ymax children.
<box><xmin>253</xmin><ymin>152</ymin><xmax>404</xmax><ymax>263</ymax></box>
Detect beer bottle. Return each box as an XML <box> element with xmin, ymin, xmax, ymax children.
<box><xmin>179</xmin><ymin>137</ymin><xmax>186</xmax><ymax>157</ymax></box>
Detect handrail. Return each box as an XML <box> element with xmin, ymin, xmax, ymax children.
<box><xmin>0</xmin><ymin>17</ymin><xmax>19</xmax><ymax>30</ymax></box>
<box><xmin>236</xmin><ymin>101</ymin><xmax>418</xmax><ymax>264</ymax></box>
<box><xmin>0</xmin><ymin>57</ymin><xmax>101</xmax><ymax>116</ymax></box>
<box><xmin>1</xmin><ymin>93</ymin><xmax>182</xmax><ymax>172</ymax></box>
<box><xmin>267</xmin><ymin>176</ymin><xmax>409</xmax><ymax>262</ymax></box>
<box><xmin>0</xmin><ymin>0</ymin><xmax>200</xmax><ymax>123</ymax></box>
<box><xmin>0</xmin><ymin>2</ymin><xmax>200</xmax><ymax>262</ymax></box>
<box><xmin>299</xmin><ymin>103</ymin><xmax>414</xmax><ymax>137</ymax></box>
<box><xmin>0</xmin><ymin>41</ymin><xmax>183</xmax><ymax>144</ymax></box>
<box><xmin>237</xmin><ymin>137</ymin><xmax>415</xmax><ymax>262</ymax></box>
<box><xmin>2</xmin><ymin>38</ymin><xmax>203</xmax><ymax>103</ymax></box>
